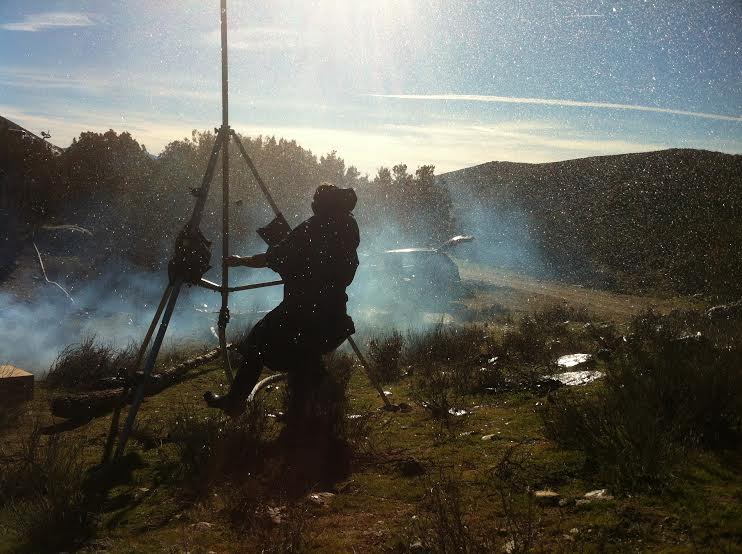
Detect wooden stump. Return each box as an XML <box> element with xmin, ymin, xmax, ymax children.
<box><xmin>0</xmin><ymin>365</ymin><xmax>34</xmax><ymax>404</ymax></box>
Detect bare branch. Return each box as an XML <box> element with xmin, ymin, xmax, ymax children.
<box><xmin>32</xmin><ymin>241</ymin><xmax>74</xmax><ymax>304</ymax></box>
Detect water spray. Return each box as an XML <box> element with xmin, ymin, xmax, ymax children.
<box><xmin>104</xmin><ymin>0</ymin><xmax>390</xmax><ymax>464</ymax></box>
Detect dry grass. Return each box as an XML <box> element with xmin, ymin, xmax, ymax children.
<box><xmin>0</xmin><ymin>423</ymin><xmax>93</xmax><ymax>552</ymax></box>
<box><xmin>45</xmin><ymin>335</ymin><xmax>137</xmax><ymax>390</ymax></box>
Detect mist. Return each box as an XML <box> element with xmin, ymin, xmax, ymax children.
<box><xmin>443</xmin><ymin>183</ymin><xmax>548</xmax><ymax>278</ymax></box>
<box><xmin>1</xmin><ymin>214</ymin><xmax>464</xmax><ymax>375</ymax></box>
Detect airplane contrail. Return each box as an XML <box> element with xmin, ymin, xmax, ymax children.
<box><xmin>370</xmin><ymin>94</ymin><xmax>742</xmax><ymax>123</ymax></box>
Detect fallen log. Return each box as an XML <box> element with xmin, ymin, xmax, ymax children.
<box><xmin>50</xmin><ymin>345</ymin><xmax>228</xmax><ymax>420</ymax></box>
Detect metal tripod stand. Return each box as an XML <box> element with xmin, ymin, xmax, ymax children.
<box><xmin>103</xmin><ymin>0</ymin><xmax>390</xmax><ymax>464</ymax></box>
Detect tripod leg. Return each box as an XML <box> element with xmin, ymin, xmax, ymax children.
<box><xmin>114</xmin><ymin>279</ymin><xmax>184</xmax><ymax>459</ymax></box>
<box><xmin>189</xmin><ymin>128</ymin><xmax>226</xmax><ymax>226</ymax></box>
<box><xmin>101</xmin><ymin>285</ymin><xmax>173</xmax><ymax>464</ymax></box>
<box><xmin>220</xmin><ymin>121</ymin><xmax>233</xmax><ymax>384</ymax></box>
<box><xmin>231</xmin><ymin>130</ymin><xmax>282</xmax><ymax>217</ymax></box>
<box><xmin>132</xmin><ymin>285</ymin><xmax>175</xmax><ymax>376</ymax></box>
<box><xmin>218</xmin><ymin>322</ymin><xmax>233</xmax><ymax>383</ymax></box>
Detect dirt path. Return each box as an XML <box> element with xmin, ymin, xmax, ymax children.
<box><xmin>457</xmin><ymin>260</ymin><xmax>701</xmax><ymax>321</ymax></box>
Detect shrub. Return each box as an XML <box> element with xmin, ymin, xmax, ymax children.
<box><xmin>1</xmin><ymin>425</ymin><xmax>93</xmax><ymax>551</ymax></box>
<box><xmin>410</xmin><ymin>364</ymin><xmax>459</xmax><ymax>427</ymax></box>
<box><xmin>393</xmin><ymin>468</ymin><xmax>496</xmax><ymax>554</ymax></box>
<box><xmin>458</xmin><ymin>302</ymin><xmax>511</xmax><ymax>324</ymax></box>
<box><xmin>540</xmin><ymin>309</ymin><xmax>742</xmax><ymax>491</ymax></box>
<box><xmin>489</xmin><ymin>445</ymin><xmax>540</xmax><ymax>553</ymax></box>
<box><xmin>403</xmin><ymin>323</ymin><xmax>495</xmax><ymax>370</ymax></box>
<box><xmin>46</xmin><ymin>335</ymin><xmax>136</xmax><ymax>390</ymax></box>
<box><xmin>367</xmin><ymin>330</ymin><xmax>405</xmax><ymax>383</ymax></box>
<box><xmin>0</xmin><ymin>403</ymin><xmax>21</xmax><ymax>434</ymax></box>
<box><xmin>169</xmin><ymin>397</ymin><xmax>268</xmax><ymax>495</ymax></box>
<box><xmin>501</xmin><ymin>305</ymin><xmax>595</xmax><ymax>365</ymax></box>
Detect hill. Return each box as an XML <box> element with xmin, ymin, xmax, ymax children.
<box><xmin>438</xmin><ymin>149</ymin><xmax>742</xmax><ymax>296</ymax></box>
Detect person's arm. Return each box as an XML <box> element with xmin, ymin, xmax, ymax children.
<box><xmin>224</xmin><ymin>253</ymin><xmax>267</xmax><ymax>268</ymax></box>
<box><xmin>264</xmin><ymin>221</ymin><xmax>311</xmax><ymax>277</ymax></box>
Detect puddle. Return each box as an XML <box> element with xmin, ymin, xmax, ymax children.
<box><xmin>556</xmin><ymin>353</ymin><xmax>593</xmax><ymax>368</ymax></box>
<box><xmin>547</xmin><ymin>370</ymin><xmax>603</xmax><ymax>386</ymax></box>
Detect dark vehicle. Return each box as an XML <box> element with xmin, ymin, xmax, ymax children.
<box><xmin>378</xmin><ymin>235</ymin><xmax>474</xmax><ymax>309</ymax></box>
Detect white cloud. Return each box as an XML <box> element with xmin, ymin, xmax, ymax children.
<box><xmin>203</xmin><ymin>26</ymin><xmax>299</xmax><ymax>51</ymax></box>
<box><xmin>372</xmin><ymin>94</ymin><xmax>742</xmax><ymax>123</ymax></box>
<box><xmin>0</xmin><ymin>65</ymin><xmax>221</xmax><ymax>103</ymax></box>
<box><xmin>1</xmin><ymin>12</ymin><xmax>95</xmax><ymax>32</ymax></box>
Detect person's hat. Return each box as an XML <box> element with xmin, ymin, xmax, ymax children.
<box><xmin>312</xmin><ymin>183</ymin><xmax>357</xmax><ymax>215</ymax></box>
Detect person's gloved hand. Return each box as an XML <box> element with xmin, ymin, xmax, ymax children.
<box><xmin>225</xmin><ymin>253</ymin><xmax>267</xmax><ymax>268</ymax></box>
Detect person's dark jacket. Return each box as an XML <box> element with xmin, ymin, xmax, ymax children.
<box><xmin>264</xmin><ymin>210</ymin><xmax>359</xmax><ymax>345</ymax></box>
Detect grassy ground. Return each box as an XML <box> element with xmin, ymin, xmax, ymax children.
<box><xmin>456</xmin><ymin>260</ymin><xmax>706</xmax><ymax>320</ymax></box>
<box><xmin>1</xmin><ymin>276</ymin><xmax>740</xmax><ymax>553</ymax></box>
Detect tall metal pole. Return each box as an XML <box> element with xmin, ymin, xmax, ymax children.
<box><xmin>218</xmin><ymin>0</ymin><xmax>234</xmax><ymax>383</ymax></box>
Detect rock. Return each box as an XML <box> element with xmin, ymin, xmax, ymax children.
<box><xmin>192</xmin><ymin>521</ymin><xmax>212</xmax><ymax>531</ymax></box>
<box><xmin>459</xmin><ymin>430</ymin><xmax>477</xmax><ymax>437</ymax></box>
<box><xmin>395</xmin><ymin>457</ymin><xmax>426</xmax><ymax>477</ymax></box>
<box><xmin>266</xmin><ymin>505</ymin><xmax>286</xmax><ymax>525</ymax></box>
<box><xmin>482</xmin><ymin>434</ymin><xmax>496</xmax><ymax>441</ymax></box>
<box><xmin>533</xmin><ymin>490</ymin><xmax>560</xmax><ymax>506</ymax></box>
<box><xmin>307</xmin><ymin>492</ymin><xmax>336</xmax><ymax>507</ymax></box>
<box><xmin>503</xmin><ymin>539</ymin><xmax>515</xmax><ymax>553</ymax></box>
<box><xmin>584</xmin><ymin>489</ymin><xmax>614</xmax><ymax>501</ymax></box>
<box><xmin>409</xmin><ymin>540</ymin><xmax>425</xmax><ymax>551</ymax></box>
<box><xmin>448</xmin><ymin>408</ymin><xmax>469</xmax><ymax>416</ymax></box>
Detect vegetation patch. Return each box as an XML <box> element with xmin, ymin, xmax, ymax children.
<box><xmin>0</xmin><ymin>425</ymin><xmax>94</xmax><ymax>552</ymax></box>
<box><xmin>540</xmin><ymin>309</ymin><xmax>742</xmax><ymax>491</ymax></box>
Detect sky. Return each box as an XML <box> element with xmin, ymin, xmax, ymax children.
<box><xmin>1</xmin><ymin>0</ymin><xmax>740</xmax><ymax>175</ymax></box>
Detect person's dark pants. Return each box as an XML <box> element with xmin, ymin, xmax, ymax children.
<box><xmin>231</xmin><ymin>302</ymin><xmax>354</xmax><ymax>485</ymax></box>
<box><xmin>230</xmin><ymin>302</ymin><xmax>349</xmax><ymax>403</ymax></box>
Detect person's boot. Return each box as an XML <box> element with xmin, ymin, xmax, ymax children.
<box><xmin>203</xmin><ymin>391</ymin><xmax>245</xmax><ymax>417</ymax></box>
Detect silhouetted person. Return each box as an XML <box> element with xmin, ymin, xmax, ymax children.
<box><xmin>204</xmin><ymin>184</ymin><xmax>359</xmax><ymax>417</ymax></box>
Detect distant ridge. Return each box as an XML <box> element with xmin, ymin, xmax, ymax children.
<box><xmin>437</xmin><ymin>149</ymin><xmax>742</xmax><ymax>296</ymax></box>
